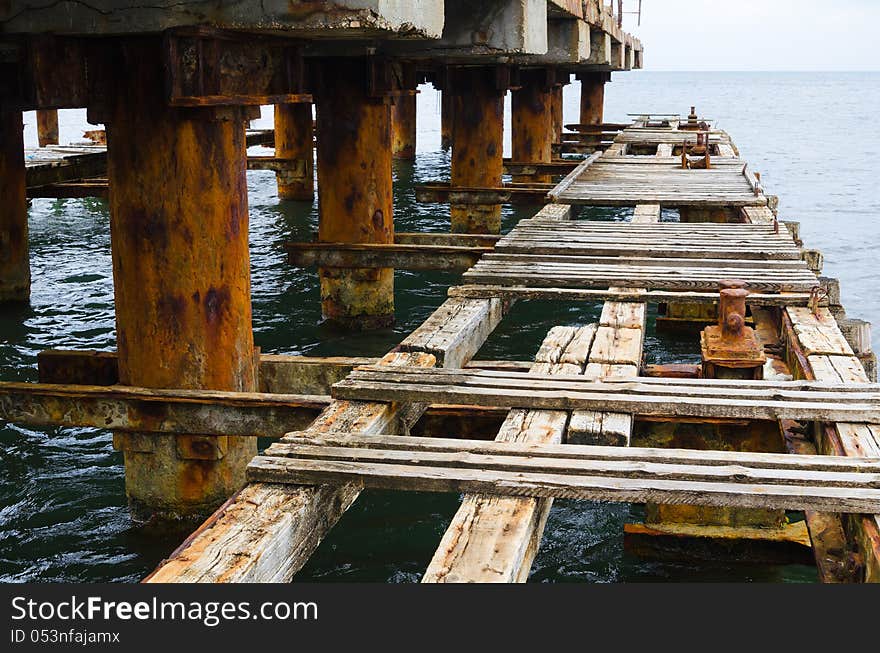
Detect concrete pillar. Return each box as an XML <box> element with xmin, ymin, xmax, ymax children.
<box><xmin>440</xmin><ymin>89</ymin><xmax>453</xmax><ymax>151</ymax></box>
<box><xmin>450</xmin><ymin>67</ymin><xmax>505</xmax><ymax>234</ymax></box>
<box><xmin>551</xmin><ymin>83</ymin><xmax>565</xmax><ymax>144</ymax></box>
<box><xmin>511</xmin><ymin>68</ymin><xmax>553</xmax><ymax>183</ymax></box>
<box><xmin>314</xmin><ymin>58</ymin><xmax>394</xmax><ymax>329</ymax></box>
<box><xmin>0</xmin><ymin>107</ymin><xmax>30</xmax><ymax>303</ymax></box>
<box><xmin>577</xmin><ymin>72</ymin><xmax>609</xmax><ymax>126</ymax></box>
<box><xmin>105</xmin><ymin>45</ymin><xmax>257</xmax><ymax>522</ymax></box>
<box><xmin>274</xmin><ymin>103</ymin><xmax>314</xmax><ymax>201</ymax></box>
<box><xmin>391</xmin><ymin>92</ymin><xmax>417</xmax><ymax>160</ymax></box>
<box><xmin>36</xmin><ymin>109</ymin><xmax>59</xmax><ymax>147</ymax></box>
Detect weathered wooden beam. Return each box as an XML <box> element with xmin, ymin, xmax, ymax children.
<box><xmin>415</xmin><ymin>182</ymin><xmax>549</xmax><ymax>205</ymax></box>
<box><xmin>285</xmin><ymin>242</ymin><xmax>490</xmax><ymax>272</ymax></box>
<box><xmin>502</xmin><ymin>160</ymin><xmax>578</xmax><ymax>176</ymax></box>
<box><xmin>249</xmin><ymin>434</ymin><xmax>880</xmax><ymax>514</ymax></box>
<box><xmin>0</xmin><ymin>381</ymin><xmax>326</xmax><ymax>437</ymax></box>
<box><xmin>394</xmin><ymin>232</ymin><xmax>500</xmax><ymax>248</ymax></box>
<box><xmin>26</xmin><ymin>180</ymin><xmax>109</xmax><ymax>199</ymax></box>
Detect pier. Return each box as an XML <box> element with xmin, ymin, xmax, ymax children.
<box><xmin>2</xmin><ymin>2</ymin><xmax>879</xmax><ymax>584</ymax></box>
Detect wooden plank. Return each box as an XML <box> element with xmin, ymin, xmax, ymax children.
<box><xmin>0</xmin><ymin>381</ymin><xmax>326</xmax><ymax>437</ymax></box>
<box><xmin>248</xmin><ymin>437</ymin><xmax>880</xmax><ymax>514</ymax></box>
<box><xmin>332</xmin><ymin>368</ymin><xmax>880</xmax><ymax>423</ymax></box>
<box><xmin>547</xmin><ymin>151</ymin><xmax>603</xmax><ymax>201</ymax></box>
<box><xmin>398</xmin><ymin>297</ymin><xmax>506</xmax><ymax>368</ymax></box>
<box><xmin>394</xmin><ymin>232</ymin><xmax>500</xmax><ymax>248</ymax></box>
<box><xmin>448</xmin><ymin>284</ymin><xmax>815</xmax><ymax>307</ymax></box>
<box><xmin>423</xmin><ymin>324</ymin><xmax>594</xmax><ymax>583</ymax></box>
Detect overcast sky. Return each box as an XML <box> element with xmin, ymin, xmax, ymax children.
<box><xmin>622</xmin><ymin>0</ymin><xmax>879</xmax><ymax>71</ymax></box>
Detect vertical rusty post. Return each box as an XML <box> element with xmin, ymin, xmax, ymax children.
<box><xmin>0</xmin><ymin>106</ymin><xmax>30</xmax><ymax>303</ymax></box>
<box><xmin>450</xmin><ymin>66</ymin><xmax>505</xmax><ymax>234</ymax></box>
<box><xmin>36</xmin><ymin>109</ymin><xmax>59</xmax><ymax>146</ymax></box>
<box><xmin>391</xmin><ymin>92</ymin><xmax>417</xmax><ymax>160</ymax></box>
<box><xmin>440</xmin><ymin>88</ymin><xmax>453</xmax><ymax>151</ymax></box>
<box><xmin>274</xmin><ymin>102</ymin><xmax>314</xmax><ymax>201</ymax></box>
<box><xmin>576</xmin><ymin>72</ymin><xmax>609</xmax><ymax>126</ymax></box>
<box><xmin>314</xmin><ymin>57</ymin><xmax>394</xmax><ymax>329</ymax></box>
<box><xmin>550</xmin><ymin>82</ymin><xmax>565</xmax><ymax>145</ymax></box>
<box><xmin>511</xmin><ymin>68</ymin><xmax>553</xmax><ymax>183</ymax></box>
<box><xmin>105</xmin><ymin>41</ymin><xmax>257</xmax><ymax>522</ymax></box>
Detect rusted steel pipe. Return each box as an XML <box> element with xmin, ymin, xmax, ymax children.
<box><xmin>391</xmin><ymin>92</ymin><xmax>417</xmax><ymax>160</ymax></box>
<box><xmin>36</xmin><ymin>109</ymin><xmax>59</xmax><ymax>147</ymax></box>
<box><xmin>450</xmin><ymin>66</ymin><xmax>505</xmax><ymax>234</ymax></box>
<box><xmin>576</xmin><ymin>72</ymin><xmax>609</xmax><ymax>126</ymax></box>
<box><xmin>274</xmin><ymin>102</ymin><xmax>314</xmax><ymax>201</ymax></box>
<box><xmin>0</xmin><ymin>106</ymin><xmax>30</xmax><ymax>303</ymax></box>
<box><xmin>440</xmin><ymin>89</ymin><xmax>453</xmax><ymax>151</ymax></box>
<box><xmin>314</xmin><ymin>57</ymin><xmax>394</xmax><ymax>329</ymax></box>
<box><xmin>551</xmin><ymin>83</ymin><xmax>565</xmax><ymax>144</ymax></box>
<box><xmin>105</xmin><ymin>40</ymin><xmax>257</xmax><ymax>522</ymax></box>
<box><xmin>511</xmin><ymin>69</ymin><xmax>553</xmax><ymax>184</ymax></box>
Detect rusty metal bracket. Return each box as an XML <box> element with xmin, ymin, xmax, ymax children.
<box><xmin>809</xmin><ymin>285</ymin><xmax>828</xmax><ymax>318</ymax></box>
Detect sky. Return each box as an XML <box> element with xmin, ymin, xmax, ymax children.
<box><xmin>621</xmin><ymin>0</ymin><xmax>880</xmax><ymax>71</ymax></box>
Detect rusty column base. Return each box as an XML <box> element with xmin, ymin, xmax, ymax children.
<box><xmin>319</xmin><ymin>268</ymin><xmax>394</xmax><ymax>330</ymax></box>
<box><xmin>576</xmin><ymin>72</ymin><xmax>609</xmax><ymax>126</ymax></box>
<box><xmin>450</xmin><ymin>204</ymin><xmax>502</xmax><ymax>234</ymax></box>
<box><xmin>274</xmin><ymin>103</ymin><xmax>314</xmax><ymax>201</ymax></box>
<box><xmin>0</xmin><ymin>106</ymin><xmax>30</xmax><ymax>303</ymax></box>
<box><xmin>449</xmin><ymin>67</ymin><xmax>505</xmax><ymax>235</ymax></box>
<box><xmin>315</xmin><ymin>57</ymin><xmax>395</xmax><ymax>329</ymax></box>
<box><xmin>391</xmin><ymin>93</ymin><xmax>417</xmax><ymax>160</ymax></box>
<box><xmin>36</xmin><ymin>109</ymin><xmax>59</xmax><ymax>147</ymax></box>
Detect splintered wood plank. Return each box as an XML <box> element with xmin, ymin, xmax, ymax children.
<box><xmin>248</xmin><ymin>436</ymin><xmax>880</xmax><ymax>514</ymax></box>
<box><xmin>588</xmin><ymin>326</ymin><xmax>643</xmax><ymax>365</ymax></box>
<box><xmin>600</xmin><ymin>301</ymin><xmax>647</xmax><ymax>329</ymax></box>
<box><xmin>423</xmin><ymin>324</ymin><xmax>595</xmax><ymax>583</ymax></box>
<box><xmin>399</xmin><ymin>297</ymin><xmax>506</xmax><ymax>368</ymax></box>
<box><xmin>784</xmin><ymin>306</ymin><xmax>880</xmax><ymax>582</ymax></box>
<box><xmin>656</xmin><ymin>144</ymin><xmax>673</xmax><ymax>157</ymax></box>
<box><xmin>788</xmin><ymin>307</ymin><xmax>853</xmax><ymax>356</ymax></box>
<box><xmin>632</xmin><ymin>203</ymin><xmax>661</xmax><ymax>222</ymax></box>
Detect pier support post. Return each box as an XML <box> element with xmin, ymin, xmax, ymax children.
<box><xmin>576</xmin><ymin>72</ymin><xmax>610</xmax><ymax>126</ymax></box>
<box><xmin>0</xmin><ymin>106</ymin><xmax>30</xmax><ymax>303</ymax></box>
<box><xmin>511</xmin><ymin>68</ymin><xmax>554</xmax><ymax>183</ymax></box>
<box><xmin>314</xmin><ymin>57</ymin><xmax>394</xmax><ymax>329</ymax></box>
<box><xmin>391</xmin><ymin>93</ymin><xmax>417</xmax><ymax>160</ymax></box>
<box><xmin>105</xmin><ymin>45</ymin><xmax>257</xmax><ymax>522</ymax></box>
<box><xmin>274</xmin><ymin>103</ymin><xmax>314</xmax><ymax>201</ymax></box>
<box><xmin>440</xmin><ymin>88</ymin><xmax>453</xmax><ymax>151</ymax></box>
<box><xmin>450</xmin><ymin>66</ymin><xmax>505</xmax><ymax>234</ymax></box>
<box><xmin>36</xmin><ymin>109</ymin><xmax>59</xmax><ymax>146</ymax></box>
<box><xmin>551</xmin><ymin>80</ymin><xmax>566</xmax><ymax>144</ymax></box>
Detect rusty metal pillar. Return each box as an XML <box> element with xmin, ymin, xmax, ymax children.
<box><xmin>440</xmin><ymin>88</ymin><xmax>453</xmax><ymax>151</ymax></box>
<box><xmin>511</xmin><ymin>68</ymin><xmax>554</xmax><ymax>183</ymax></box>
<box><xmin>391</xmin><ymin>93</ymin><xmax>417</xmax><ymax>160</ymax></box>
<box><xmin>274</xmin><ymin>103</ymin><xmax>314</xmax><ymax>201</ymax></box>
<box><xmin>36</xmin><ymin>109</ymin><xmax>59</xmax><ymax>146</ymax></box>
<box><xmin>577</xmin><ymin>72</ymin><xmax>609</xmax><ymax>126</ymax></box>
<box><xmin>450</xmin><ymin>66</ymin><xmax>505</xmax><ymax>234</ymax></box>
<box><xmin>314</xmin><ymin>57</ymin><xmax>394</xmax><ymax>329</ymax></box>
<box><xmin>0</xmin><ymin>107</ymin><xmax>30</xmax><ymax>303</ymax></box>
<box><xmin>551</xmin><ymin>82</ymin><xmax>565</xmax><ymax>144</ymax></box>
<box><xmin>105</xmin><ymin>43</ymin><xmax>257</xmax><ymax>522</ymax></box>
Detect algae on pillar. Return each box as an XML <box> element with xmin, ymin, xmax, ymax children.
<box><xmin>314</xmin><ymin>57</ymin><xmax>394</xmax><ymax>329</ymax></box>
<box><xmin>577</xmin><ymin>72</ymin><xmax>610</xmax><ymax>125</ymax></box>
<box><xmin>274</xmin><ymin>103</ymin><xmax>314</xmax><ymax>201</ymax></box>
<box><xmin>0</xmin><ymin>106</ymin><xmax>30</xmax><ymax>303</ymax></box>
<box><xmin>449</xmin><ymin>66</ymin><xmax>505</xmax><ymax>234</ymax></box>
<box><xmin>511</xmin><ymin>68</ymin><xmax>554</xmax><ymax>184</ymax></box>
<box><xmin>105</xmin><ymin>42</ymin><xmax>257</xmax><ymax>522</ymax></box>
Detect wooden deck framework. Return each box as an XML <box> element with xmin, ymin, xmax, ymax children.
<box><xmin>3</xmin><ymin>3</ymin><xmax>880</xmax><ymax>584</ymax></box>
